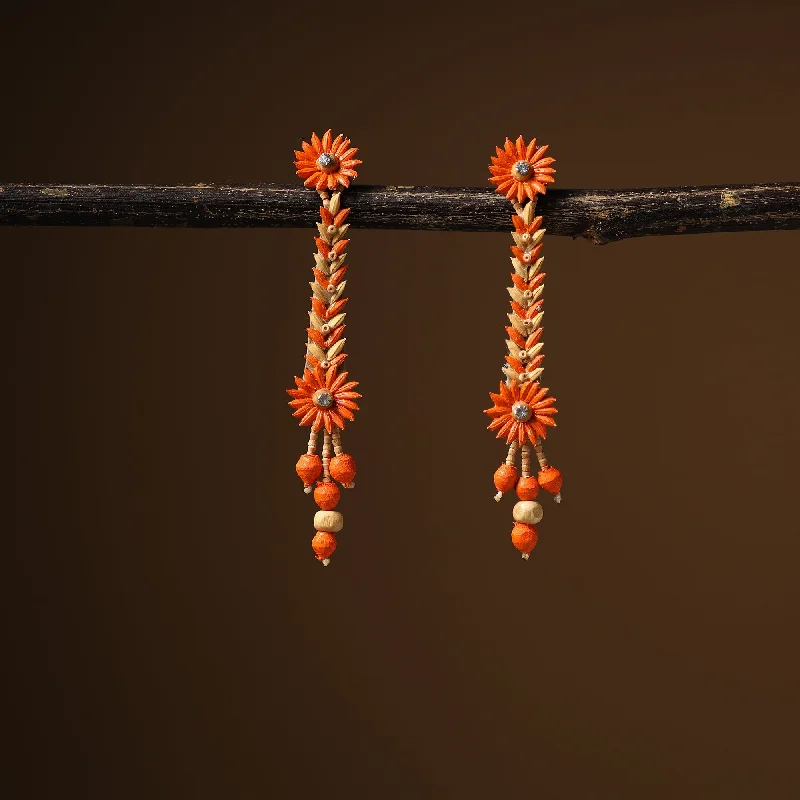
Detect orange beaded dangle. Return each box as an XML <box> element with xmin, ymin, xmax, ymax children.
<box><xmin>484</xmin><ymin>135</ymin><xmax>563</xmax><ymax>560</ymax></box>
<box><xmin>287</xmin><ymin>130</ymin><xmax>363</xmax><ymax>566</ymax></box>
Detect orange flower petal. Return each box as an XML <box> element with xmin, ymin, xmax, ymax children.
<box><xmin>338</xmin><ymin>406</ymin><xmax>355</xmax><ymax>421</ymax></box>
<box><xmin>530</xmin><ymin>387</ymin><xmax>550</xmax><ymax>404</ymax></box>
<box><xmin>531</xmin><ymin>144</ymin><xmax>549</xmax><ymax>162</ymax></box>
<box><xmin>329</xmin><ymin>409</ymin><xmax>345</xmax><ymax>429</ymax></box>
<box><xmin>300</xmin><ymin>407</ymin><xmax>317</xmax><ymax>426</ymax></box>
<box><xmin>323</xmin><ymin>326</ymin><xmax>345</xmax><ymax>347</ymax></box>
<box><xmin>330</xmin><ymin>371</ymin><xmax>348</xmax><ymax>391</ymax></box>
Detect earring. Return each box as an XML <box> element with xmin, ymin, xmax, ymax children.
<box><xmin>287</xmin><ymin>130</ymin><xmax>363</xmax><ymax>566</ymax></box>
<box><xmin>484</xmin><ymin>135</ymin><xmax>563</xmax><ymax>560</ymax></box>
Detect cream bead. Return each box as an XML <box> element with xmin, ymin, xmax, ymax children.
<box><xmin>314</xmin><ymin>510</ymin><xmax>343</xmax><ymax>533</ymax></box>
<box><xmin>512</xmin><ymin>501</ymin><xmax>543</xmax><ymax>525</ymax></box>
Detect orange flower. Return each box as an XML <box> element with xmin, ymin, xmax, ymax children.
<box><xmin>489</xmin><ymin>135</ymin><xmax>556</xmax><ymax>203</ymax></box>
<box><xmin>294</xmin><ymin>129</ymin><xmax>362</xmax><ymax>191</ymax></box>
<box><xmin>484</xmin><ymin>379</ymin><xmax>557</xmax><ymax>446</ymax></box>
<box><xmin>287</xmin><ymin>365</ymin><xmax>361</xmax><ymax>434</ymax></box>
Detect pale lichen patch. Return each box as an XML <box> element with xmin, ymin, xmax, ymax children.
<box><xmin>720</xmin><ymin>190</ymin><xmax>741</xmax><ymax>209</ymax></box>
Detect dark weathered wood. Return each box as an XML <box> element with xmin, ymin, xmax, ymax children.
<box><xmin>0</xmin><ymin>182</ymin><xmax>798</xmax><ymax>244</ymax></box>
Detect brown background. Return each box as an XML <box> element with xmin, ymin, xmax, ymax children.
<box><xmin>3</xmin><ymin>1</ymin><xmax>800</xmax><ymax>797</ymax></box>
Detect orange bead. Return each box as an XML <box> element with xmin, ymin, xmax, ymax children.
<box><xmin>312</xmin><ymin>531</ymin><xmax>337</xmax><ymax>561</ymax></box>
<box><xmin>515</xmin><ymin>475</ymin><xmax>540</xmax><ymax>500</ymax></box>
<box><xmin>493</xmin><ymin>463</ymin><xmax>518</xmax><ymax>494</ymax></box>
<box><xmin>330</xmin><ymin>453</ymin><xmax>356</xmax><ymax>485</ymax></box>
<box><xmin>537</xmin><ymin>466</ymin><xmax>562</xmax><ymax>495</ymax></box>
<box><xmin>511</xmin><ymin>522</ymin><xmax>538</xmax><ymax>555</ymax></box>
<box><xmin>313</xmin><ymin>482</ymin><xmax>341</xmax><ymax>510</ymax></box>
<box><xmin>296</xmin><ymin>454</ymin><xmax>322</xmax><ymax>487</ymax></box>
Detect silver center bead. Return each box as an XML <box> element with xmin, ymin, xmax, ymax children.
<box><xmin>511</xmin><ymin>401</ymin><xmax>532</xmax><ymax>421</ymax></box>
<box><xmin>513</xmin><ymin>160</ymin><xmax>531</xmax><ymax>177</ymax></box>
<box><xmin>315</xmin><ymin>391</ymin><xmax>333</xmax><ymax>408</ymax></box>
<box><xmin>317</xmin><ymin>153</ymin><xmax>335</xmax><ymax>169</ymax></box>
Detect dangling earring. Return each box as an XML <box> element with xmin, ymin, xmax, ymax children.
<box><xmin>286</xmin><ymin>130</ymin><xmax>363</xmax><ymax>566</ymax></box>
<box><xmin>484</xmin><ymin>135</ymin><xmax>563</xmax><ymax>560</ymax></box>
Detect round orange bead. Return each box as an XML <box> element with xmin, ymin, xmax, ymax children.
<box><xmin>330</xmin><ymin>453</ymin><xmax>356</xmax><ymax>485</ymax></box>
<box><xmin>537</xmin><ymin>466</ymin><xmax>562</xmax><ymax>495</ymax></box>
<box><xmin>312</xmin><ymin>531</ymin><xmax>337</xmax><ymax>561</ymax></box>
<box><xmin>493</xmin><ymin>464</ymin><xmax>518</xmax><ymax>494</ymax></box>
<box><xmin>511</xmin><ymin>522</ymin><xmax>538</xmax><ymax>555</ymax></box>
<box><xmin>515</xmin><ymin>475</ymin><xmax>540</xmax><ymax>500</ymax></box>
<box><xmin>296</xmin><ymin>454</ymin><xmax>322</xmax><ymax>487</ymax></box>
<box><xmin>313</xmin><ymin>482</ymin><xmax>341</xmax><ymax>510</ymax></box>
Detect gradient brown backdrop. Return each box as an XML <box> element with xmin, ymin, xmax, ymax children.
<box><xmin>3</xmin><ymin>1</ymin><xmax>800</xmax><ymax>797</ymax></box>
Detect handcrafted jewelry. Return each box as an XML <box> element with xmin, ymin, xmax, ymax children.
<box><xmin>287</xmin><ymin>130</ymin><xmax>363</xmax><ymax>566</ymax></box>
<box><xmin>484</xmin><ymin>136</ymin><xmax>563</xmax><ymax>560</ymax></box>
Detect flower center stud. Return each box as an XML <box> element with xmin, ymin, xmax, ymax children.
<box><xmin>317</xmin><ymin>152</ymin><xmax>338</xmax><ymax>173</ymax></box>
<box><xmin>511</xmin><ymin>401</ymin><xmax>532</xmax><ymax>421</ymax></box>
<box><xmin>313</xmin><ymin>389</ymin><xmax>334</xmax><ymax>408</ymax></box>
<box><xmin>512</xmin><ymin>160</ymin><xmax>531</xmax><ymax>180</ymax></box>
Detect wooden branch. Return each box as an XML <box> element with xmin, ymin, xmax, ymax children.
<box><xmin>0</xmin><ymin>182</ymin><xmax>798</xmax><ymax>244</ymax></box>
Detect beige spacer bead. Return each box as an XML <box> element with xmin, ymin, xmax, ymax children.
<box><xmin>513</xmin><ymin>501</ymin><xmax>543</xmax><ymax>525</ymax></box>
<box><xmin>314</xmin><ymin>510</ymin><xmax>343</xmax><ymax>533</ymax></box>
